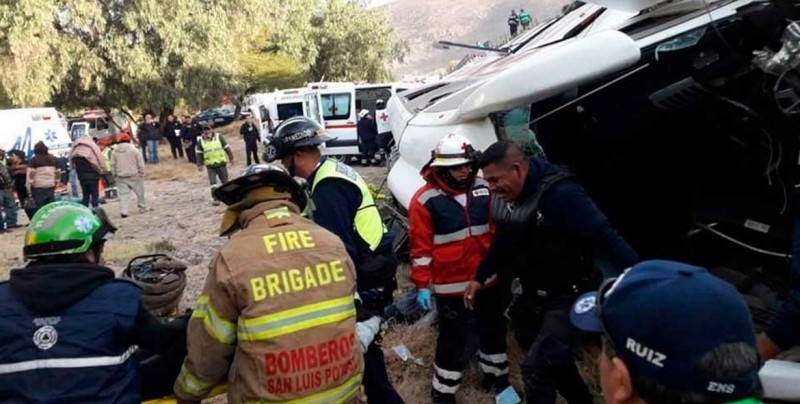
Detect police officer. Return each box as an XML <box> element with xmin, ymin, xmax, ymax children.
<box><xmin>196</xmin><ymin>125</ymin><xmax>234</xmax><ymax>205</ymax></box>
<box><xmin>0</xmin><ymin>201</ymin><xmax>187</xmax><ymax>402</ymax></box>
<box><xmin>263</xmin><ymin>116</ymin><xmax>404</xmax><ymax>404</ymax></box>
<box><xmin>410</xmin><ymin>134</ymin><xmax>510</xmax><ymax>403</ymax></box>
<box><xmin>174</xmin><ymin>164</ymin><xmax>364</xmax><ymax>403</ymax></box>
<box><xmin>464</xmin><ymin>141</ymin><xmax>638</xmax><ymax>404</ymax></box>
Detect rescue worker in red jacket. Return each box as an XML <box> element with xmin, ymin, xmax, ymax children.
<box><xmin>409</xmin><ymin>134</ymin><xmax>510</xmax><ymax>403</ymax></box>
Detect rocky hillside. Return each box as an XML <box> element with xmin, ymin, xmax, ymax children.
<box><xmin>383</xmin><ymin>0</ymin><xmax>569</xmax><ymax>76</ymax></box>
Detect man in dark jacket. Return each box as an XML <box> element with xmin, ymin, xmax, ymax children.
<box><xmin>464</xmin><ymin>141</ymin><xmax>638</xmax><ymax>404</ymax></box>
<box><xmin>181</xmin><ymin>115</ymin><xmax>200</xmax><ymax>164</ymax></box>
<box><xmin>164</xmin><ymin>114</ymin><xmax>184</xmax><ymax>160</ymax></box>
<box><xmin>137</xmin><ymin>114</ymin><xmax>160</xmax><ymax>164</ymax></box>
<box><xmin>239</xmin><ymin>113</ymin><xmax>260</xmax><ymax>165</ymax></box>
<box><xmin>0</xmin><ymin>201</ymin><xmax>187</xmax><ymax>402</ymax></box>
<box><xmin>357</xmin><ymin>109</ymin><xmax>379</xmax><ymax>166</ymax></box>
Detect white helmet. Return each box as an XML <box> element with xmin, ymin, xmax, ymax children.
<box><xmin>430</xmin><ymin>133</ymin><xmax>477</xmax><ymax>167</ymax></box>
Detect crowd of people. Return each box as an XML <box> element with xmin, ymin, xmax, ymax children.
<box><xmin>0</xmin><ymin>115</ymin><xmax>790</xmax><ymax>404</ymax></box>
<box><xmin>0</xmin><ymin>111</ymin><xmax>264</xmax><ymax>230</ymax></box>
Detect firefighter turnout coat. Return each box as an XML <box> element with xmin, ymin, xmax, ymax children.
<box><xmin>174</xmin><ymin>200</ymin><xmax>364</xmax><ymax>403</ymax></box>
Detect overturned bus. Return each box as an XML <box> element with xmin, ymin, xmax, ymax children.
<box><xmin>382</xmin><ymin>0</ymin><xmax>800</xmax><ymax>394</ymax></box>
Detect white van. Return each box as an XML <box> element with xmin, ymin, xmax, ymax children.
<box><xmin>0</xmin><ymin>108</ymin><xmax>72</xmax><ymax>159</ymax></box>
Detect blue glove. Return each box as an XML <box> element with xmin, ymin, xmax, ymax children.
<box><xmin>417</xmin><ymin>288</ymin><xmax>432</xmax><ymax>312</ymax></box>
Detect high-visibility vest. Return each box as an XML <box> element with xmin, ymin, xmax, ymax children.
<box><xmin>102</xmin><ymin>146</ymin><xmax>113</xmax><ymax>171</ymax></box>
<box><xmin>311</xmin><ymin>159</ymin><xmax>386</xmax><ymax>251</ymax></box>
<box><xmin>200</xmin><ymin>134</ymin><xmax>227</xmax><ymax>166</ymax></box>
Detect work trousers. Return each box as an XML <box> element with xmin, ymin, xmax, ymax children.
<box><xmin>245</xmin><ymin>141</ymin><xmax>260</xmax><ymax>166</ymax></box>
<box><xmin>117</xmin><ymin>176</ymin><xmax>146</xmax><ymax>216</ymax></box>
<box><xmin>0</xmin><ymin>188</ymin><xmax>18</xmax><ymax>229</ymax></box>
<box><xmin>184</xmin><ymin>142</ymin><xmax>197</xmax><ymax>164</ymax></box>
<box><xmin>433</xmin><ymin>286</ymin><xmax>508</xmax><ymax>399</ymax></box>
<box><xmin>79</xmin><ymin>178</ymin><xmax>100</xmax><ymax>208</ymax></box>
<box><xmin>206</xmin><ymin>165</ymin><xmax>229</xmax><ymax>200</ymax></box>
<box><xmin>168</xmin><ymin>137</ymin><xmax>184</xmax><ymax>159</ymax></box>
<box><xmin>361</xmin><ymin>136</ymin><xmax>377</xmax><ymax>164</ymax></box>
<box><xmin>514</xmin><ymin>296</ymin><xmax>593</xmax><ymax>404</ymax></box>
<box><xmin>31</xmin><ymin>187</ymin><xmax>55</xmax><ymax>215</ymax></box>
<box><xmin>69</xmin><ymin>169</ymin><xmax>81</xmax><ymax>198</ymax></box>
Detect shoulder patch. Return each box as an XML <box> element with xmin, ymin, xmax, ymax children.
<box><xmin>335</xmin><ymin>161</ymin><xmax>358</xmax><ymax>181</ymax></box>
<box><xmin>472</xmin><ymin>188</ymin><xmax>489</xmax><ymax>197</ymax></box>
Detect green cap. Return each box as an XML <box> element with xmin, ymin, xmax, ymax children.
<box><xmin>24</xmin><ymin>201</ymin><xmax>117</xmax><ymax>259</ymax></box>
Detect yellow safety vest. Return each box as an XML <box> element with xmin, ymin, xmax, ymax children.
<box><xmin>200</xmin><ymin>134</ymin><xmax>227</xmax><ymax>166</ymax></box>
<box><xmin>102</xmin><ymin>147</ymin><xmax>113</xmax><ymax>171</ymax></box>
<box><xmin>311</xmin><ymin>159</ymin><xmax>386</xmax><ymax>251</ymax></box>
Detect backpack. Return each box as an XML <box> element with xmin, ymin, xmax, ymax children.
<box><xmin>520</xmin><ymin>13</ymin><xmax>532</xmax><ymax>25</ymax></box>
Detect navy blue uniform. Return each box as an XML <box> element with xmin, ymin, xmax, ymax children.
<box><xmin>309</xmin><ymin>160</ymin><xmax>403</xmax><ymax>404</ymax></box>
<box><xmin>475</xmin><ymin>157</ymin><xmax>637</xmax><ymax>404</ymax></box>
<box><xmin>0</xmin><ymin>263</ymin><xmax>187</xmax><ymax>403</ymax></box>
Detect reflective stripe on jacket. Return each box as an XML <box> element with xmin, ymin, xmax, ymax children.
<box><xmin>0</xmin><ymin>280</ymin><xmax>141</xmax><ymax>403</ymax></box>
<box><xmin>409</xmin><ymin>178</ymin><xmax>495</xmax><ymax>296</ymax></box>
<box><xmin>311</xmin><ymin>159</ymin><xmax>386</xmax><ymax>251</ymax></box>
<box><xmin>175</xmin><ymin>201</ymin><xmax>363</xmax><ymax>403</ymax></box>
<box><xmin>200</xmin><ymin>134</ymin><xmax>227</xmax><ymax>166</ymax></box>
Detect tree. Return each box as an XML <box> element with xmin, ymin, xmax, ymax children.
<box><xmin>0</xmin><ymin>0</ymin><xmax>285</xmax><ymax>112</ymax></box>
<box><xmin>271</xmin><ymin>0</ymin><xmax>408</xmax><ymax>83</ymax></box>
<box><xmin>0</xmin><ymin>0</ymin><xmax>407</xmax><ymax>114</ymax></box>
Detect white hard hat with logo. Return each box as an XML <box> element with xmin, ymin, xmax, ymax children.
<box><xmin>430</xmin><ymin>133</ymin><xmax>478</xmax><ymax>167</ymax></box>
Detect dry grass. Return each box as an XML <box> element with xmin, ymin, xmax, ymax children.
<box><xmin>103</xmin><ymin>240</ymin><xmax>149</xmax><ymax>270</ymax></box>
<box><xmin>384</xmin><ymin>323</ymin><xmax>528</xmax><ymax>403</ymax></box>
<box><xmin>149</xmin><ymin>239</ymin><xmax>178</xmax><ymax>253</ymax></box>
<box><xmin>146</xmin><ymin>149</ymin><xmax>200</xmax><ymax>181</ymax></box>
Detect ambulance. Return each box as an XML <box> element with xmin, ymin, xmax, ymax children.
<box><xmin>305</xmin><ymin>82</ymin><xmax>421</xmax><ymax>160</ymax></box>
<box><xmin>0</xmin><ymin>108</ymin><xmax>73</xmax><ymax>159</ymax></box>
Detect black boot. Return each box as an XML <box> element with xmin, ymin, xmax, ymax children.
<box><xmin>480</xmin><ymin>374</ymin><xmax>511</xmax><ymax>394</ymax></box>
<box><xmin>431</xmin><ymin>388</ymin><xmax>457</xmax><ymax>404</ymax></box>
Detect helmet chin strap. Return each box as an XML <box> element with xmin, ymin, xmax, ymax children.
<box><xmin>434</xmin><ymin>167</ymin><xmax>472</xmax><ymax>193</ymax></box>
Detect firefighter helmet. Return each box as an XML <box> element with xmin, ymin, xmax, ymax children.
<box><xmin>263</xmin><ymin>117</ymin><xmax>335</xmax><ymax>163</ymax></box>
<box><xmin>213</xmin><ymin>163</ymin><xmax>308</xmax><ymax>210</ymax></box>
<box><xmin>430</xmin><ymin>133</ymin><xmax>480</xmax><ymax>167</ymax></box>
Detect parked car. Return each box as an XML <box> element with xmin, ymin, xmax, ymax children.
<box><xmin>192</xmin><ymin>107</ymin><xmax>236</xmax><ymax>128</ymax></box>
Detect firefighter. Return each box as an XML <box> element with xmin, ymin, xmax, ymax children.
<box><xmin>410</xmin><ymin>134</ymin><xmax>509</xmax><ymax>403</ymax></box>
<box><xmin>174</xmin><ymin>164</ymin><xmax>364</xmax><ymax>403</ymax></box>
<box><xmin>0</xmin><ymin>201</ymin><xmax>187</xmax><ymax>402</ymax></box>
<box><xmin>263</xmin><ymin>116</ymin><xmax>404</xmax><ymax>404</ymax></box>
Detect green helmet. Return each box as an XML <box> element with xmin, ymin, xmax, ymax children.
<box><xmin>24</xmin><ymin>201</ymin><xmax>117</xmax><ymax>259</ymax></box>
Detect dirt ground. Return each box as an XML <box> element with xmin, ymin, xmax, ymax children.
<box><xmin>0</xmin><ymin>121</ymin><xmax>598</xmax><ymax>403</ymax></box>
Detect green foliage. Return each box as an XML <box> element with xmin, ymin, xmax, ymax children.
<box><xmin>239</xmin><ymin>52</ymin><xmax>306</xmax><ymax>93</ymax></box>
<box><xmin>0</xmin><ymin>0</ymin><xmax>407</xmax><ymax>111</ymax></box>
<box><xmin>269</xmin><ymin>0</ymin><xmax>408</xmax><ymax>83</ymax></box>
